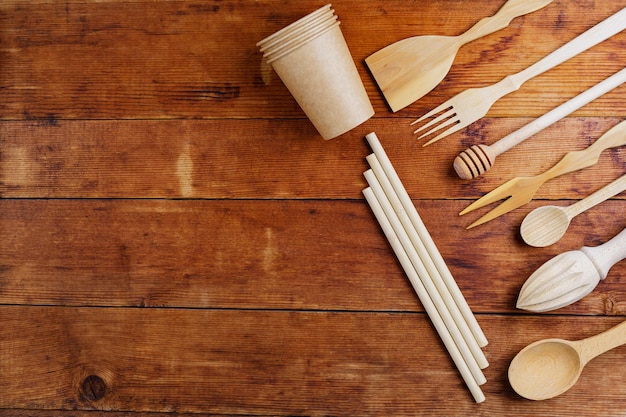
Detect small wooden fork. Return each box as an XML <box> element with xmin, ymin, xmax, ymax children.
<box><xmin>459</xmin><ymin>119</ymin><xmax>626</xmax><ymax>229</ymax></box>
<box><xmin>411</xmin><ymin>6</ymin><xmax>626</xmax><ymax>146</ymax></box>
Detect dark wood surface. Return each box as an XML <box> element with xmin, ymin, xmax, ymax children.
<box><xmin>1</xmin><ymin>1</ymin><xmax>625</xmax><ymax>415</ymax></box>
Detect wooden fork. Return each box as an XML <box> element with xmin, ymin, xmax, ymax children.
<box><xmin>459</xmin><ymin>119</ymin><xmax>626</xmax><ymax>229</ymax></box>
<box><xmin>411</xmin><ymin>6</ymin><xmax>626</xmax><ymax>146</ymax></box>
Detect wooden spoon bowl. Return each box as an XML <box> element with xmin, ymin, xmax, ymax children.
<box><xmin>520</xmin><ymin>205</ymin><xmax>571</xmax><ymax>247</ymax></box>
<box><xmin>509</xmin><ymin>320</ymin><xmax>626</xmax><ymax>400</ymax></box>
<box><xmin>509</xmin><ymin>339</ymin><xmax>582</xmax><ymax>400</ymax></box>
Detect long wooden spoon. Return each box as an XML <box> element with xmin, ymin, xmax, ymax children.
<box><xmin>521</xmin><ymin>174</ymin><xmax>626</xmax><ymax>247</ymax></box>
<box><xmin>508</xmin><ymin>319</ymin><xmax>626</xmax><ymax>400</ymax></box>
<box><xmin>365</xmin><ymin>0</ymin><xmax>554</xmax><ymax>112</ymax></box>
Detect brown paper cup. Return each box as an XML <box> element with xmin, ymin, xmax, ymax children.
<box><xmin>258</xmin><ymin>5</ymin><xmax>374</xmax><ymax>140</ymax></box>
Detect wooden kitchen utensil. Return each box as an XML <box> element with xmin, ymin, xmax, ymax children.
<box><xmin>516</xmin><ymin>228</ymin><xmax>626</xmax><ymax>312</ymax></box>
<box><xmin>459</xmin><ymin>119</ymin><xmax>626</xmax><ymax>229</ymax></box>
<box><xmin>453</xmin><ymin>67</ymin><xmax>626</xmax><ymax>180</ymax></box>
<box><xmin>509</xmin><ymin>318</ymin><xmax>626</xmax><ymax>400</ymax></box>
<box><xmin>521</xmin><ymin>174</ymin><xmax>626</xmax><ymax>247</ymax></box>
<box><xmin>412</xmin><ymin>7</ymin><xmax>626</xmax><ymax>145</ymax></box>
<box><xmin>365</xmin><ymin>0</ymin><xmax>554</xmax><ymax>112</ymax></box>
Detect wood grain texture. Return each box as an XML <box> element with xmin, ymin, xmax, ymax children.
<box><xmin>0</xmin><ymin>0</ymin><xmax>625</xmax><ymax>120</ymax></box>
<box><xmin>0</xmin><ymin>198</ymin><xmax>625</xmax><ymax>315</ymax></box>
<box><xmin>2</xmin><ymin>306</ymin><xmax>626</xmax><ymax>416</ymax></box>
<box><xmin>1</xmin><ymin>0</ymin><xmax>626</xmax><ymax>415</ymax></box>
<box><xmin>1</xmin><ymin>118</ymin><xmax>625</xmax><ymax>199</ymax></box>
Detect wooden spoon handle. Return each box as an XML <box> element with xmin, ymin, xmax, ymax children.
<box><xmin>576</xmin><ymin>318</ymin><xmax>626</xmax><ymax>366</ymax></box>
<box><xmin>458</xmin><ymin>0</ymin><xmax>554</xmax><ymax>44</ymax></box>
<box><xmin>565</xmin><ymin>174</ymin><xmax>626</xmax><ymax>219</ymax></box>
<box><xmin>490</xmin><ymin>68</ymin><xmax>626</xmax><ymax>157</ymax></box>
<box><xmin>537</xmin><ymin>116</ymin><xmax>626</xmax><ymax>182</ymax></box>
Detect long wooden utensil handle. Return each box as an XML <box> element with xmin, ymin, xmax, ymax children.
<box><xmin>566</xmin><ymin>174</ymin><xmax>626</xmax><ymax>218</ymax></box>
<box><xmin>508</xmin><ymin>7</ymin><xmax>626</xmax><ymax>88</ymax></box>
<box><xmin>459</xmin><ymin>0</ymin><xmax>554</xmax><ymax>44</ymax></box>
<box><xmin>490</xmin><ymin>67</ymin><xmax>626</xmax><ymax>157</ymax></box>
<box><xmin>537</xmin><ymin>117</ymin><xmax>626</xmax><ymax>182</ymax></box>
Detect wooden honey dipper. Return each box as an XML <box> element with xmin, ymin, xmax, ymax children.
<box><xmin>453</xmin><ymin>67</ymin><xmax>626</xmax><ymax>180</ymax></box>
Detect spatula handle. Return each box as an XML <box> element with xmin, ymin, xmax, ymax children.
<box><xmin>538</xmin><ymin>116</ymin><xmax>626</xmax><ymax>182</ymax></box>
<box><xmin>509</xmin><ymin>7</ymin><xmax>626</xmax><ymax>88</ymax></box>
<box><xmin>566</xmin><ymin>174</ymin><xmax>626</xmax><ymax>219</ymax></box>
<box><xmin>459</xmin><ymin>0</ymin><xmax>554</xmax><ymax>44</ymax></box>
<box><xmin>581</xmin><ymin>228</ymin><xmax>626</xmax><ymax>281</ymax></box>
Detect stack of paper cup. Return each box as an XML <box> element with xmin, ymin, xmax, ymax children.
<box><xmin>257</xmin><ymin>4</ymin><xmax>374</xmax><ymax>140</ymax></box>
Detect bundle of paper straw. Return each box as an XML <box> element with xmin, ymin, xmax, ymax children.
<box><xmin>362</xmin><ymin>132</ymin><xmax>488</xmax><ymax>403</ymax></box>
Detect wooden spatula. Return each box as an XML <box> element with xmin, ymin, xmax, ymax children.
<box><xmin>365</xmin><ymin>0</ymin><xmax>554</xmax><ymax>112</ymax></box>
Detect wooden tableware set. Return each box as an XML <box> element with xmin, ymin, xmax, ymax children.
<box><xmin>259</xmin><ymin>2</ymin><xmax>626</xmax><ymax>403</ymax></box>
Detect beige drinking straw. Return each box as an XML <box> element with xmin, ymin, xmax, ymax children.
<box><xmin>365</xmin><ymin>160</ymin><xmax>488</xmax><ymax>370</ymax></box>
<box><xmin>365</xmin><ymin>132</ymin><xmax>488</xmax><ymax>348</ymax></box>
<box><xmin>365</xmin><ymin>169</ymin><xmax>487</xmax><ymax>383</ymax></box>
<box><xmin>363</xmin><ymin>188</ymin><xmax>486</xmax><ymax>403</ymax></box>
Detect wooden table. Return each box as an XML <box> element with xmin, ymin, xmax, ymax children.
<box><xmin>1</xmin><ymin>1</ymin><xmax>625</xmax><ymax>415</ymax></box>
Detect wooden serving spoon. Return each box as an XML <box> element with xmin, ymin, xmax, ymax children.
<box><xmin>365</xmin><ymin>0</ymin><xmax>554</xmax><ymax>112</ymax></box>
<box><xmin>521</xmin><ymin>174</ymin><xmax>626</xmax><ymax>247</ymax></box>
<box><xmin>508</xmin><ymin>320</ymin><xmax>626</xmax><ymax>400</ymax></box>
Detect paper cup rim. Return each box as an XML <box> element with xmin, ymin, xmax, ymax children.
<box><xmin>256</xmin><ymin>4</ymin><xmax>333</xmax><ymax>47</ymax></box>
<box><xmin>261</xmin><ymin>17</ymin><xmax>338</xmax><ymax>60</ymax></box>
<box><xmin>259</xmin><ymin>13</ymin><xmax>337</xmax><ymax>53</ymax></box>
<box><xmin>265</xmin><ymin>21</ymin><xmax>341</xmax><ymax>64</ymax></box>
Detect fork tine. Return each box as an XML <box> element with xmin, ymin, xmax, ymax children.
<box><xmin>465</xmin><ymin>196</ymin><xmax>527</xmax><ymax>229</ymax></box>
<box><xmin>459</xmin><ymin>180</ymin><xmax>517</xmax><ymax>216</ymax></box>
<box><xmin>422</xmin><ymin>122</ymin><xmax>466</xmax><ymax>146</ymax></box>
<box><xmin>410</xmin><ymin>101</ymin><xmax>453</xmax><ymax>126</ymax></box>
<box><xmin>413</xmin><ymin>109</ymin><xmax>456</xmax><ymax>133</ymax></box>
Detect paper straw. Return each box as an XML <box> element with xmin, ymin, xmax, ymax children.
<box><xmin>365</xmin><ymin>170</ymin><xmax>487</xmax><ymax>383</ymax></box>
<box><xmin>365</xmin><ymin>132</ymin><xmax>488</xmax><ymax>347</ymax></box>
<box><xmin>363</xmin><ymin>188</ymin><xmax>486</xmax><ymax>403</ymax></box>
<box><xmin>365</xmin><ymin>161</ymin><xmax>488</xmax><ymax>370</ymax></box>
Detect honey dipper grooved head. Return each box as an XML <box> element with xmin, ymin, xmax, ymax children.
<box><xmin>453</xmin><ymin>144</ymin><xmax>496</xmax><ymax>180</ymax></box>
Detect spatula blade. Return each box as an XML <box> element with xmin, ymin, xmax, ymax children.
<box><xmin>365</xmin><ymin>36</ymin><xmax>457</xmax><ymax>112</ymax></box>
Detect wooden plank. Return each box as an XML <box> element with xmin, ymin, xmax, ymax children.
<box><xmin>1</xmin><ymin>199</ymin><xmax>624</xmax><ymax>315</ymax></box>
<box><xmin>2</xmin><ymin>306</ymin><xmax>626</xmax><ymax>416</ymax></box>
<box><xmin>1</xmin><ymin>1</ymin><xmax>625</xmax><ymax>121</ymax></box>
<box><xmin>1</xmin><ymin>1</ymin><xmax>626</xmax><ymax>416</ymax></box>
<box><xmin>1</xmin><ymin>118</ymin><xmax>625</xmax><ymax>199</ymax></box>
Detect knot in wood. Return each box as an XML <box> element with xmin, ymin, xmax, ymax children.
<box><xmin>81</xmin><ymin>375</ymin><xmax>106</xmax><ymax>402</ymax></box>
